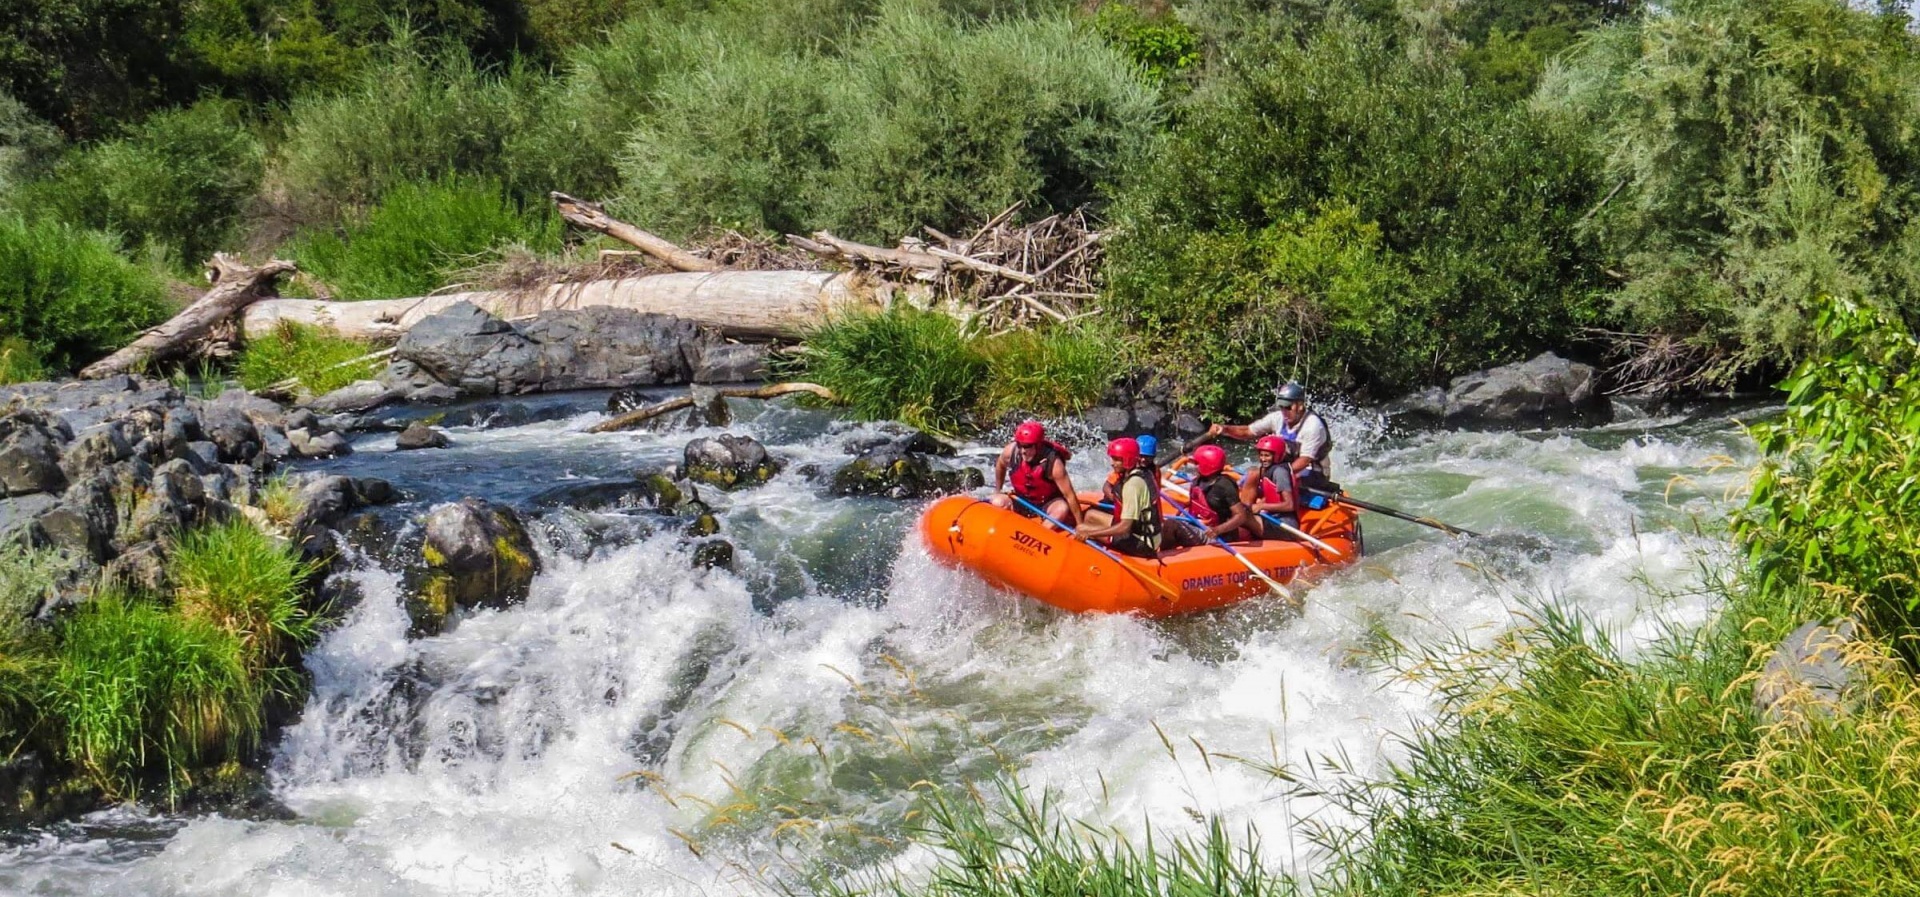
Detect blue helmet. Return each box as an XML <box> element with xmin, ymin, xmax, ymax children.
<box><xmin>1135</xmin><ymin>434</ymin><xmax>1158</xmax><ymax>458</ymax></box>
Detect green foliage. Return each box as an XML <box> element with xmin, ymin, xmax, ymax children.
<box><xmin>617</xmin><ymin>1</ymin><xmax>1159</xmax><ymax>240</ymax></box>
<box><xmin>236</xmin><ymin>322</ymin><xmax>383</xmax><ymax>395</ymax></box>
<box><xmin>32</xmin><ymin>99</ymin><xmax>265</xmax><ymax>266</ymax></box>
<box><xmin>183</xmin><ymin>0</ymin><xmax>366</xmax><ymax>103</ymax></box>
<box><xmin>1543</xmin><ymin>0</ymin><xmax>1920</xmax><ymax>386</ymax></box>
<box><xmin>1738</xmin><ymin>299</ymin><xmax>1920</xmax><ymax>645</ymax></box>
<box><xmin>290</xmin><ymin>175</ymin><xmax>561</xmax><ymax>299</ymax></box>
<box><xmin>1107</xmin><ymin>18</ymin><xmax>1604</xmax><ymax>414</ymax></box>
<box><xmin>792</xmin><ymin>308</ymin><xmax>1116</xmax><ymax>434</ymax></box>
<box><xmin>1091</xmin><ymin>2</ymin><xmax>1201</xmax><ymax>84</ymax></box>
<box><xmin>1449</xmin><ymin>0</ymin><xmax>1640</xmax><ymax>101</ymax></box>
<box><xmin>0</xmin><ymin>215</ymin><xmax>170</xmax><ymax>372</ymax></box>
<box><xmin>48</xmin><ymin>593</ymin><xmax>259</xmax><ymax>799</ymax></box>
<box><xmin>171</xmin><ymin>520</ymin><xmax>319</xmax><ymax>674</ymax></box>
<box><xmin>0</xmin><ymin>336</ymin><xmax>45</xmax><ymax>385</ymax></box>
<box><xmin>0</xmin><ymin>0</ymin><xmax>197</xmax><ymax>138</ymax></box>
<box><xmin>0</xmin><ymin>92</ymin><xmax>62</xmax><ymax>201</ymax></box>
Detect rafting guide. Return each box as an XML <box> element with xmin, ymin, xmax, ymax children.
<box><xmin>990</xmin><ymin>419</ymin><xmax>1083</xmax><ymax>526</ymax></box>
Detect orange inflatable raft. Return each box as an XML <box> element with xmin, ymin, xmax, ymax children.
<box><xmin>918</xmin><ymin>494</ymin><xmax>1363</xmax><ymax>616</ymax></box>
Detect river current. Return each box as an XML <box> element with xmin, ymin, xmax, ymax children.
<box><xmin>0</xmin><ymin>393</ymin><xmax>1758</xmax><ymax>896</ymax></box>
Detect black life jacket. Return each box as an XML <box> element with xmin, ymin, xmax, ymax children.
<box><xmin>1009</xmin><ymin>441</ymin><xmax>1070</xmax><ymax>503</ymax></box>
<box><xmin>1119</xmin><ymin>467</ymin><xmax>1163</xmax><ymax>543</ymax></box>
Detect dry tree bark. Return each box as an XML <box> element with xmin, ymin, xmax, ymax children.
<box><xmin>81</xmin><ymin>254</ymin><xmax>297</xmax><ymax>379</ymax></box>
<box><xmin>551</xmin><ymin>192</ymin><xmax>719</xmax><ymax>273</ymax></box>
<box><xmin>588</xmin><ymin>382</ymin><xmax>836</xmax><ymax>433</ymax></box>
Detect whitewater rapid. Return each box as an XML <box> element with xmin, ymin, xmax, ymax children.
<box><xmin>0</xmin><ymin>398</ymin><xmax>1757</xmax><ymax>896</ymax></box>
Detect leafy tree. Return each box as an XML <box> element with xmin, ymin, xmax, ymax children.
<box><xmin>1543</xmin><ymin>0</ymin><xmax>1920</xmax><ymax>387</ymax></box>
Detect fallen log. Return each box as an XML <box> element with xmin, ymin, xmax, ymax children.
<box><xmin>81</xmin><ymin>254</ymin><xmax>296</xmax><ymax>379</ymax></box>
<box><xmin>552</xmin><ymin>192</ymin><xmax>720</xmax><ymax>273</ymax></box>
<box><xmin>589</xmin><ymin>382</ymin><xmax>837</xmax><ymax>433</ymax></box>
<box><xmin>242</xmin><ymin>270</ymin><xmax>881</xmax><ymax>342</ymax></box>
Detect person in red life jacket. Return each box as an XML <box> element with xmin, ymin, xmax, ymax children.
<box><xmin>1201</xmin><ymin>382</ymin><xmax>1334</xmax><ymax>486</ymax></box>
<box><xmin>1240</xmin><ymin>435</ymin><xmax>1299</xmax><ymax>539</ymax></box>
<box><xmin>1165</xmin><ymin>444</ymin><xmax>1255</xmax><ymax>547</ymax></box>
<box><xmin>1072</xmin><ymin>438</ymin><xmax>1163</xmax><ymax>558</ymax></box>
<box><xmin>990</xmin><ymin>420</ymin><xmax>1082</xmax><ymax>525</ymax></box>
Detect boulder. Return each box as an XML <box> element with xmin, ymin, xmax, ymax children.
<box><xmin>1079</xmin><ymin>405</ymin><xmax>1131</xmax><ymax>436</ymax></box>
<box><xmin>0</xmin><ymin>423</ymin><xmax>68</xmax><ymax>497</ymax></box>
<box><xmin>692</xmin><ymin>540</ymin><xmax>734</xmax><ymax>570</ymax></box>
<box><xmin>528</xmin><ymin>473</ymin><xmax>690</xmax><ymax>514</ymax></box>
<box><xmin>394</xmin><ymin>422</ymin><xmax>451</xmax><ymax>451</ymax></box>
<box><xmin>194</xmin><ymin>398</ymin><xmax>262</xmax><ymax>463</ymax></box>
<box><xmin>411</xmin><ymin>498</ymin><xmax>543</xmax><ymax>636</ymax></box>
<box><xmin>0</xmin><ymin>493</ymin><xmax>59</xmax><ymax>543</ymax></box>
<box><xmin>606</xmin><ymin>385</ymin><xmax>733</xmax><ymax>431</ymax></box>
<box><xmin>1754</xmin><ymin>618</ymin><xmax>1890</xmax><ymax>728</ymax></box>
<box><xmin>830</xmin><ymin>444</ymin><xmax>984</xmax><ymax>499</ymax></box>
<box><xmin>691</xmin><ymin>342</ymin><xmax>770</xmax><ymax>384</ymax></box>
<box><xmin>395</xmin><ymin>302</ymin><xmax>724</xmax><ymax>397</ymax></box>
<box><xmin>39</xmin><ymin>474</ymin><xmax>117</xmax><ymax>562</ymax></box>
<box><xmin>682</xmin><ymin>434</ymin><xmax>781</xmax><ymax>491</ymax></box>
<box><xmin>1392</xmin><ymin>352</ymin><xmax>1610</xmax><ymax>428</ymax></box>
<box><xmin>59</xmin><ymin>424</ymin><xmax>131</xmax><ymax>482</ymax></box>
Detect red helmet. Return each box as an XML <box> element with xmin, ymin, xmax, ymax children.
<box><xmin>1193</xmin><ymin>444</ymin><xmax>1227</xmax><ymax>476</ymax></box>
<box><xmin>1255</xmin><ymin>435</ymin><xmax>1287</xmax><ymax>455</ymax></box>
<box><xmin>1106</xmin><ymin>437</ymin><xmax>1140</xmax><ymax>467</ymax></box>
<box><xmin>1013</xmin><ymin>420</ymin><xmax>1044</xmax><ymax>446</ymax></box>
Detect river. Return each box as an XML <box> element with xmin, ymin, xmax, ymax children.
<box><xmin>0</xmin><ymin>393</ymin><xmax>1758</xmax><ymax>895</ymax></box>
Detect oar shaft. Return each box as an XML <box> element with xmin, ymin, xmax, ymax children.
<box><xmin>1307</xmin><ymin>488</ymin><xmax>1480</xmax><ymax>537</ymax></box>
<box><xmin>1012</xmin><ymin>495</ymin><xmax>1179</xmax><ymax>601</ymax></box>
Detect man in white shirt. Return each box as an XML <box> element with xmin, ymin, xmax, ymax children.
<box><xmin>1202</xmin><ymin>382</ymin><xmax>1333</xmax><ymax>481</ymax></box>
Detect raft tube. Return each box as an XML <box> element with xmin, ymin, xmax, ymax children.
<box><xmin>918</xmin><ymin>494</ymin><xmax>1362</xmax><ymax>616</ymax></box>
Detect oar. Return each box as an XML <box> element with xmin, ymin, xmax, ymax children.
<box><xmin>1009</xmin><ymin>495</ymin><xmax>1181</xmax><ymax>602</ymax></box>
<box><xmin>1307</xmin><ymin>487</ymin><xmax>1480</xmax><ymax>538</ymax></box>
<box><xmin>1163</xmin><ymin>481</ymin><xmax>1345</xmax><ymax>560</ymax></box>
<box><xmin>1136</xmin><ymin>488</ymin><xmax>1296</xmax><ymax>605</ymax></box>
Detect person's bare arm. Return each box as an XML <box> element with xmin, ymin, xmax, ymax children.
<box><xmin>993</xmin><ymin>446</ymin><xmax>1012</xmax><ymax>490</ymax></box>
<box><xmin>1209</xmin><ymin>501</ymin><xmax>1253</xmax><ymax>540</ymax></box>
<box><xmin>1052</xmin><ymin>460</ymin><xmax>1082</xmax><ymax>524</ymax></box>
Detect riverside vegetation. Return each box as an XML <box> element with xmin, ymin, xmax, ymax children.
<box><xmin>6</xmin><ymin>0</ymin><xmax>1920</xmax><ymax>892</ymax></box>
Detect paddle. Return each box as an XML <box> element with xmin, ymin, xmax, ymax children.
<box><xmin>1009</xmin><ymin>494</ymin><xmax>1182</xmax><ymax>602</ymax></box>
<box><xmin>1306</xmin><ymin>487</ymin><xmax>1480</xmax><ymax>538</ymax></box>
<box><xmin>1139</xmin><ymin>485</ymin><xmax>1297</xmax><ymax>605</ymax></box>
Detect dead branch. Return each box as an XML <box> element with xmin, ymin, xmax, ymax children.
<box><xmin>552</xmin><ymin>192</ymin><xmax>720</xmax><ymax>273</ymax></box>
<box><xmin>81</xmin><ymin>254</ymin><xmax>297</xmax><ymax>379</ymax></box>
<box><xmin>589</xmin><ymin>382</ymin><xmax>836</xmax><ymax>433</ymax></box>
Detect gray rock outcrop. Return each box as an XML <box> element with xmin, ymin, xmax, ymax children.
<box><xmin>1389</xmin><ymin>352</ymin><xmax>1610</xmax><ymax>428</ymax></box>
<box><xmin>394</xmin><ymin>422</ymin><xmax>451</xmax><ymax>450</ymax></box>
<box><xmin>394</xmin><ymin>302</ymin><xmax>740</xmax><ymax>397</ymax></box>
<box><xmin>682</xmin><ymin>434</ymin><xmax>781</xmax><ymax>491</ymax></box>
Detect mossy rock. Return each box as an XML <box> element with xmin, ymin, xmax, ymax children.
<box><xmin>407</xmin><ymin>498</ymin><xmax>542</xmax><ymax>635</ymax></box>
<box><xmin>681</xmin><ymin>434</ymin><xmax>781</xmax><ymax>492</ymax></box>
<box><xmin>830</xmin><ymin>450</ymin><xmax>984</xmax><ymax>499</ymax></box>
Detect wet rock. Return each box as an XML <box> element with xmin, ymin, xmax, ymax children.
<box><xmin>354</xmin><ymin>477</ymin><xmax>397</xmax><ymax>505</ymax></box>
<box><xmin>394</xmin><ymin>422</ymin><xmax>451</xmax><ymax>450</ymax></box>
<box><xmin>1174</xmin><ymin>413</ymin><xmax>1207</xmax><ymax>439</ymax></box>
<box><xmin>1079</xmin><ymin>405</ymin><xmax>1131</xmax><ymax>436</ymax></box>
<box><xmin>682</xmin><ymin>434</ymin><xmax>780</xmax><ymax>491</ymax></box>
<box><xmin>692</xmin><ymin>539</ymin><xmax>734</xmax><ymax>570</ymax></box>
<box><xmin>529</xmin><ymin>475</ymin><xmax>688</xmax><ymax>514</ymax></box>
<box><xmin>0</xmin><ymin>753</ymin><xmax>101</xmax><ymax>829</ymax></box>
<box><xmin>411</xmin><ymin>498</ymin><xmax>543</xmax><ymax>636</ymax></box>
<box><xmin>308</xmin><ymin>379</ymin><xmax>403</xmax><ymax>415</ymax></box>
<box><xmin>286</xmin><ymin>428</ymin><xmax>351</xmax><ymax>458</ymax></box>
<box><xmin>691</xmin><ymin>342</ymin><xmax>769</xmax><ymax>384</ymax></box>
<box><xmin>408</xmin><ymin>384</ymin><xmax>463</xmax><ymax>404</ymax></box>
<box><xmin>1393</xmin><ymin>352</ymin><xmax>1610</xmax><ymax>429</ymax></box>
<box><xmin>831</xmin><ymin>445</ymin><xmax>984</xmax><ymax>499</ymax></box>
<box><xmin>1754</xmin><ymin>618</ymin><xmax>1890</xmax><ymax>728</ymax></box>
<box><xmin>0</xmin><ymin>421</ymin><xmax>68</xmax><ymax>496</ymax></box>
<box><xmin>606</xmin><ymin>386</ymin><xmax>732</xmax><ymax>431</ymax></box>
<box><xmin>258</xmin><ymin>424</ymin><xmax>294</xmax><ymax>460</ymax></box>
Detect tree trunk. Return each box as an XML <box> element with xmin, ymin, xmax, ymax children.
<box><xmin>81</xmin><ymin>254</ymin><xmax>296</xmax><ymax>379</ymax></box>
<box><xmin>588</xmin><ymin>382</ymin><xmax>836</xmax><ymax>433</ymax></box>
<box><xmin>242</xmin><ymin>270</ymin><xmax>882</xmax><ymax>342</ymax></box>
<box><xmin>551</xmin><ymin>192</ymin><xmax>720</xmax><ymax>272</ymax></box>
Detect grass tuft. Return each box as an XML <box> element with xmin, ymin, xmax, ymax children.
<box><xmin>235</xmin><ymin>322</ymin><xmax>383</xmax><ymax>396</ymax></box>
<box><xmin>170</xmin><ymin>519</ymin><xmax>319</xmax><ymax>674</ymax></box>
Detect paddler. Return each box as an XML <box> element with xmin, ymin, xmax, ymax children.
<box><xmin>1165</xmin><ymin>444</ymin><xmax>1256</xmax><ymax>547</ymax></box>
<box><xmin>1241</xmin><ymin>435</ymin><xmax>1300</xmax><ymax>539</ymax></box>
<box><xmin>990</xmin><ymin>420</ymin><xmax>1082</xmax><ymax>525</ymax></box>
<box><xmin>1083</xmin><ymin>432</ymin><xmax>1164</xmax><ymax>530</ymax></box>
<box><xmin>1072</xmin><ymin>438</ymin><xmax>1163</xmax><ymax>558</ymax></box>
<box><xmin>1202</xmin><ymin>382</ymin><xmax>1334</xmax><ymax>488</ymax></box>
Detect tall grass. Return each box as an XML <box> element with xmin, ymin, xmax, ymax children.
<box><xmin>0</xmin><ymin>215</ymin><xmax>171</xmax><ymax>372</ymax></box>
<box><xmin>794</xmin><ymin>309</ymin><xmax>1120</xmax><ymax>433</ymax></box>
<box><xmin>235</xmin><ymin>322</ymin><xmax>383</xmax><ymax>395</ymax></box>
<box><xmin>170</xmin><ymin>519</ymin><xmax>319</xmax><ymax>674</ymax></box>
<box><xmin>0</xmin><ymin>540</ymin><xmax>67</xmax><ymax>750</ymax></box>
<box><xmin>48</xmin><ymin>593</ymin><xmax>260</xmax><ymax>798</ymax></box>
<box><xmin>290</xmin><ymin>175</ymin><xmax>561</xmax><ymax>299</ymax></box>
<box><xmin>0</xmin><ymin>335</ymin><xmax>45</xmax><ymax>384</ymax></box>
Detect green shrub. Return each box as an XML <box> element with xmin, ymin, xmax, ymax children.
<box><xmin>616</xmin><ymin>1</ymin><xmax>1159</xmax><ymax>241</ymax></box>
<box><xmin>1738</xmin><ymin>299</ymin><xmax>1920</xmax><ymax>651</ymax></box>
<box><xmin>290</xmin><ymin>175</ymin><xmax>561</xmax><ymax>299</ymax></box>
<box><xmin>170</xmin><ymin>520</ymin><xmax>319</xmax><ymax>674</ymax></box>
<box><xmin>0</xmin><ymin>92</ymin><xmax>62</xmax><ymax>202</ymax></box>
<box><xmin>792</xmin><ymin>308</ymin><xmax>1117</xmax><ymax>434</ymax></box>
<box><xmin>49</xmin><ymin>593</ymin><xmax>259</xmax><ymax>798</ymax></box>
<box><xmin>235</xmin><ymin>322</ymin><xmax>383</xmax><ymax>395</ymax></box>
<box><xmin>0</xmin><ymin>215</ymin><xmax>171</xmax><ymax>372</ymax></box>
<box><xmin>32</xmin><ymin>99</ymin><xmax>264</xmax><ymax>266</ymax></box>
<box><xmin>1091</xmin><ymin>1</ymin><xmax>1201</xmax><ymax>85</ymax></box>
<box><xmin>1105</xmin><ymin>17</ymin><xmax>1605</xmax><ymax>413</ymax></box>
<box><xmin>1541</xmin><ymin>0</ymin><xmax>1920</xmax><ymax>387</ymax></box>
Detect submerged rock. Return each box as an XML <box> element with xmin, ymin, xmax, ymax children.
<box><xmin>682</xmin><ymin>434</ymin><xmax>780</xmax><ymax>491</ymax></box>
<box><xmin>411</xmin><ymin>498</ymin><xmax>543</xmax><ymax>636</ymax></box>
<box><xmin>394</xmin><ymin>422</ymin><xmax>452</xmax><ymax>450</ymax></box>
<box><xmin>830</xmin><ymin>444</ymin><xmax>983</xmax><ymax>499</ymax></box>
